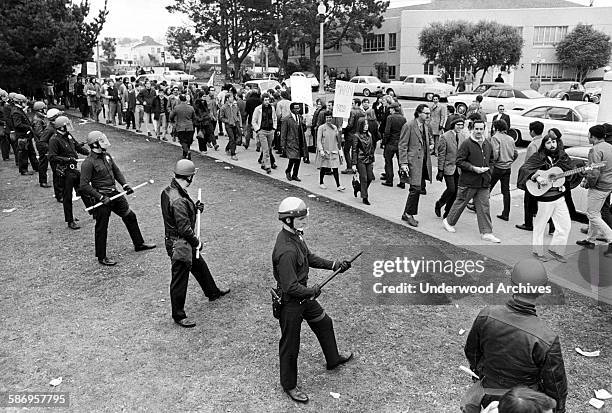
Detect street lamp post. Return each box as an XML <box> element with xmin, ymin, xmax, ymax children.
<box><xmin>317</xmin><ymin>2</ymin><xmax>326</xmax><ymax>98</ymax></box>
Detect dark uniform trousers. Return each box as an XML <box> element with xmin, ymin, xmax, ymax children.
<box><xmin>279</xmin><ymin>299</ymin><xmax>341</xmax><ymax>391</ymax></box>
<box><xmin>61</xmin><ymin>168</ymin><xmax>80</xmax><ymax>222</ymax></box>
<box><xmin>51</xmin><ymin>161</ymin><xmax>64</xmax><ymax>201</ymax></box>
<box><xmin>93</xmin><ymin>190</ymin><xmax>144</xmax><ymax>259</ymax></box>
<box><xmin>36</xmin><ymin>142</ymin><xmax>49</xmax><ymax>185</ymax></box>
<box><xmin>0</xmin><ymin>129</ymin><xmax>14</xmax><ymax>161</ymax></box>
<box><xmin>167</xmin><ymin>245</ymin><xmax>221</xmax><ymax>321</ymax></box>
<box><xmin>18</xmin><ymin>138</ymin><xmax>39</xmax><ymax>174</ymax></box>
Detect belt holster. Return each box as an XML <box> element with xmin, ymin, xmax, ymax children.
<box><xmin>270</xmin><ymin>287</ymin><xmax>283</xmax><ymax>319</ymax></box>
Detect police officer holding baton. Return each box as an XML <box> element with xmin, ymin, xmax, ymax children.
<box><xmin>272</xmin><ymin>197</ymin><xmax>354</xmax><ymax>403</ymax></box>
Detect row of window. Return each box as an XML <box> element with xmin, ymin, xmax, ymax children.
<box><xmin>362</xmin><ymin>33</ymin><xmax>397</xmax><ymax>52</ymax></box>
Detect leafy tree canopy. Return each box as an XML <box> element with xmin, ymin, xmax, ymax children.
<box><xmin>166</xmin><ymin>27</ymin><xmax>200</xmax><ymax>71</ymax></box>
<box><xmin>556</xmin><ymin>23</ymin><xmax>612</xmax><ymax>82</ymax></box>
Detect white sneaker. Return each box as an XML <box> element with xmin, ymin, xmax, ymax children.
<box><xmin>442</xmin><ymin>218</ymin><xmax>456</xmax><ymax>233</ymax></box>
<box><xmin>337</xmin><ymin>185</ymin><xmax>345</xmax><ymax>191</ymax></box>
<box><xmin>319</xmin><ymin>184</ymin><xmax>327</xmax><ymax>189</ymax></box>
<box><xmin>481</xmin><ymin>233</ymin><xmax>501</xmax><ymax>243</ymax></box>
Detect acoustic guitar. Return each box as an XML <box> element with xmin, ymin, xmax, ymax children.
<box><xmin>526</xmin><ymin>162</ymin><xmax>606</xmax><ymax>197</ymax></box>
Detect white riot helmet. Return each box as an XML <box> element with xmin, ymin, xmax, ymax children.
<box><xmin>278</xmin><ymin>197</ymin><xmax>309</xmax><ymax>231</ymax></box>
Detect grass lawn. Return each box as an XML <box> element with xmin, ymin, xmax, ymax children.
<box><xmin>0</xmin><ymin>121</ymin><xmax>610</xmax><ymax>412</ymax></box>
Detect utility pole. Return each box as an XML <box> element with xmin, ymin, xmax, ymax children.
<box><xmin>96</xmin><ymin>41</ymin><xmax>101</xmax><ymax>78</ymax></box>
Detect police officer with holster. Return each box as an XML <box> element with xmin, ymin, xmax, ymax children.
<box><xmin>11</xmin><ymin>93</ymin><xmax>39</xmax><ymax>175</ymax></box>
<box><xmin>272</xmin><ymin>196</ymin><xmax>353</xmax><ymax>403</ymax></box>
<box><xmin>160</xmin><ymin>159</ymin><xmax>230</xmax><ymax>328</ymax></box>
<box><xmin>79</xmin><ymin>131</ymin><xmax>156</xmax><ymax>266</ymax></box>
<box><xmin>48</xmin><ymin>116</ymin><xmax>89</xmax><ymax>230</ymax></box>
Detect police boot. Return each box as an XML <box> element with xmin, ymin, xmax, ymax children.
<box><xmin>308</xmin><ymin>314</ymin><xmax>353</xmax><ymax>370</ymax></box>
<box><xmin>122</xmin><ymin>211</ymin><xmax>146</xmax><ymax>248</ymax></box>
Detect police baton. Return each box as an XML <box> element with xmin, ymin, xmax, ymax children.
<box><xmin>84</xmin><ymin>179</ymin><xmax>154</xmax><ymax>212</ymax></box>
<box><xmin>301</xmin><ymin>251</ymin><xmax>363</xmax><ymax>303</ymax></box>
<box><xmin>195</xmin><ymin>188</ymin><xmax>202</xmax><ymax>259</ymax></box>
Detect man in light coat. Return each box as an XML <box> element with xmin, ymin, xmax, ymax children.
<box><xmin>252</xmin><ymin>93</ymin><xmax>278</xmax><ymax>173</ymax></box>
<box><xmin>429</xmin><ymin>94</ymin><xmax>447</xmax><ymax>155</ymax></box>
<box><xmin>435</xmin><ymin>118</ymin><xmax>465</xmax><ymax>219</ymax></box>
<box><xmin>399</xmin><ymin>104</ymin><xmax>432</xmax><ymax>227</ymax></box>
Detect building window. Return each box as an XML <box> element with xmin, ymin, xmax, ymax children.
<box><xmin>389</xmin><ymin>33</ymin><xmax>397</xmax><ymax>51</ymax></box>
<box><xmin>533</xmin><ymin>26</ymin><xmax>567</xmax><ymax>46</ymax></box>
<box><xmin>388</xmin><ymin>65</ymin><xmax>396</xmax><ymax>80</ymax></box>
<box><xmin>298</xmin><ymin>42</ymin><xmax>306</xmax><ymax>56</ymax></box>
<box><xmin>213</xmin><ymin>56</ymin><xmax>219</xmax><ymax>64</ymax></box>
<box><xmin>531</xmin><ymin>63</ymin><xmax>565</xmax><ymax>81</ymax></box>
<box><xmin>515</xmin><ymin>26</ymin><xmax>523</xmax><ymax>38</ymax></box>
<box><xmin>423</xmin><ymin>62</ymin><xmax>435</xmax><ymax>75</ymax></box>
<box><xmin>363</xmin><ymin>34</ymin><xmax>385</xmax><ymax>52</ymax></box>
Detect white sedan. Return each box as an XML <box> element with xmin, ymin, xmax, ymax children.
<box><xmin>349</xmin><ymin>76</ymin><xmax>386</xmax><ymax>97</ymax></box>
<box><xmin>386</xmin><ymin>74</ymin><xmax>455</xmax><ymax>100</ymax></box>
<box><xmin>163</xmin><ymin>70</ymin><xmax>196</xmax><ymax>82</ymax></box>
<box><xmin>486</xmin><ymin>101</ymin><xmax>598</xmax><ymax>147</ymax></box>
<box><xmin>449</xmin><ymin>87</ymin><xmax>556</xmax><ymax>115</ymax></box>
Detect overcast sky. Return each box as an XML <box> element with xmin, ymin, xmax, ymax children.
<box><xmin>88</xmin><ymin>0</ymin><xmax>612</xmax><ymax>40</ymax></box>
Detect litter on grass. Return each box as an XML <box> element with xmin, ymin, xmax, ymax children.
<box><xmin>308</xmin><ymin>194</ymin><xmax>316</xmax><ymax>198</ymax></box>
<box><xmin>224</xmin><ymin>166</ymin><xmax>232</xmax><ymax>170</ymax></box>
<box><xmin>575</xmin><ymin>347</ymin><xmax>600</xmax><ymax>357</ymax></box>
<box><xmin>589</xmin><ymin>398</ymin><xmax>604</xmax><ymax>409</ymax></box>
<box><xmin>330</xmin><ymin>392</ymin><xmax>340</xmax><ymax>399</ymax></box>
<box><xmin>2</xmin><ymin>208</ymin><xmax>16</xmax><ymax>213</ymax></box>
<box><xmin>595</xmin><ymin>389</ymin><xmax>612</xmax><ymax>400</ymax></box>
<box><xmin>215</xmin><ymin>160</ymin><xmax>224</xmax><ymax>163</ymax></box>
<box><xmin>49</xmin><ymin>377</ymin><xmax>62</xmax><ymax>387</ymax></box>
<box><xmin>459</xmin><ymin>329</ymin><xmax>465</xmax><ymax>335</ymax></box>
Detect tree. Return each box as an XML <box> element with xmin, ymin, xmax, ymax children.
<box><xmin>418</xmin><ymin>21</ymin><xmax>472</xmax><ymax>85</ymax></box>
<box><xmin>470</xmin><ymin>21</ymin><xmax>523</xmax><ymax>83</ymax></box>
<box><xmin>166</xmin><ymin>27</ymin><xmax>200</xmax><ymax>71</ymax></box>
<box><xmin>557</xmin><ymin>24</ymin><xmax>612</xmax><ymax>82</ymax></box>
<box><xmin>167</xmin><ymin>0</ymin><xmax>269</xmax><ymax>80</ymax></box>
<box><xmin>73</xmin><ymin>0</ymin><xmax>109</xmax><ymax>76</ymax></box>
<box><xmin>101</xmin><ymin>37</ymin><xmax>116</xmax><ymax>65</ymax></box>
<box><xmin>0</xmin><ymin>0</ymin><xmax>107</xmax><ymax>92</ymax></box>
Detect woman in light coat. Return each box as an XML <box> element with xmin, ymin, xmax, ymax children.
<box><xmin>315</xmin><ymin>110</ymin><xmax>345</xmax><ymax>191</ymax></box>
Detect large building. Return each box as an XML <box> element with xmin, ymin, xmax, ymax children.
<box><xmin>304</xmin><ymin>0</ymin><xmax>612</xmax><ymax>89</ymax></box>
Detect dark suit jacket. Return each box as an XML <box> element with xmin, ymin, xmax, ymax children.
<box><xmin>281</xmin><ymin>114</ymin><xmax>306</xmax><ymax>159</ymax></box>
<box><xmin>169</xmin><ymin>103</ymin><xmax>195</xmax><ymax>132</ymax></box>
<box><xmin>492</xmin><ymin>113</ymin><xmax>511</xmax><ymax>131</ymax></box>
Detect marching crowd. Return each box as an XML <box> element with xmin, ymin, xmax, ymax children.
<box><xmin>0</xmin><ymin>78</ymin><xmax>610</xmax><ymax>411</ymax></box>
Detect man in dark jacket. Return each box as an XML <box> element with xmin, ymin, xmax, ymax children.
<box><xmin>443</xmin><ymin>119</ymin><xmax>501</xmax><ymax>243</ymax></box>
<box><xmin>11</xmin><ymin>94</ymin><xmax>39</xmax><ymax>175</ymax></box>
<box><xmin>0</xmin><ymin>89</ymin><xmax>17</xmax><ymax>163</ymax></box>
<box><xmin>281</xmin><ymin>103</ymin><xmax>307</xmax><ymax>181</ymax></box>
<box><xmin>461</xmin><ymin>259</ymin><xmax>567</xmax><ymax>413</ymax></box>
<box><xmin>273</xmin><ymin>196</ymin><xmax>353</xmax><ymax>403</ymax></box>
<box><xmin>31</xmin><ymin>102</ymin><xmax>51</xmax><ymax>187</ymax></box>
<box><xmin>169</xmin><ymin>95</ymin><xmax>196</xmax><ymax>159</ymax></box>
<box><xmin>381</xmin><ymin>102</ymin><xmax>406</xmax><ymax>187</ymax></box>
<box><xmin>80</xmin><ymin>131</ymin><xmax>156</xmax><ymax>266</ymax></box>
<box><xmin>245</xmin><ymin>90</ymin><xmax>262</xmax><ymax>150</ymax></box>
<box><xmin>48</xmin><ymin>116</ymin><xmax>89</xmax><ymax>229</ymax></box>
<box><xmin>161</xmin><ymin>159</ymin><xmax>230</xmax><ymax>328</ymax></box>
<box><xmin>342</xmin><ymin>98</ymin><xmax>365</xmax><ymax>173</ymax></box>
<box><xmin>137</xmin><ymin>80</ymin><xmax>157</xmax><ymax>137</ymax></box>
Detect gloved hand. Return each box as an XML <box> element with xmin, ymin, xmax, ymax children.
<box><xmin>311</xmin><ymin>283</ymin><xmax>321</xmax><ymax>299</ymax></box>
<box><xmin>100</xmin><ymin>195</ymin><xmax>111</xmax><ymax>206</ymax></box>
<box><xmin>333</xmin><ymin>260</ymin><xmax>351</xmax><ymax>273</ymax></box>
<box><xmin>123</xmin><ymin>184</ymin><xmax>134</xmax><ymax>195</ymax></box>
<box><xmin>195</xmin><ymin>200</ymin><xmax>204</xmax><ymax>213</ymax></box>
<box><xmin>436</xmin><ymin>171</ymin><xmax>444</xmax><ymax>182</ymax></box>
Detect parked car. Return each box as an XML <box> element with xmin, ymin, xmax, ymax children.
<box><xmin>136</xmin><ymin>74</ymin><xmax>170</xmax><ymax>84</ymax></box>
<box><xmin>449</xmin><ymin>87</ymin><xmax>555</xmax><ymax>115</ymax></box>
<box><xmin>583</xmin><ymin>80</ymin><xmax>603</xmax><ymax>104</ymax></box>
<box><xmin>163</xmin><ymin>70</ymin><xmax>195</xmax><ymax>82</ymax></box>
<box><xmin>349</xmin><ymin>76</ymin><xmax>386</xmax><ymax>97</ymax></box>
<box><xmin>283</xmin><ymin>72</ymin><xmax>320</xmax><ymax>91</ymax></box>
<box><xmin>486</xmin><ymin>101</ymin><xmax>598</xmax><ymax>146</ymax></box>
<box><xmin>447</xmin><ymin>83</ymin><xmax>512</xmax><ymax>114</ymax></box>
<box><xmin>386</xmin><ymin>75</ymin><xmax>455</xmax><ymax>100</ymax></box>
<box><xmin>545</xmin><ymin>81</ymin><xmax>592</xmax><ymax>102</ymax></box>
<box><xmin>244</xmin><ymin>79</ymin><xmax>281</xmax><ymax>92</ymax></box>
<box><xmin>458</xmin><ymin>82</ymin><xmax>508</xmax><ymax>96</ymax></box>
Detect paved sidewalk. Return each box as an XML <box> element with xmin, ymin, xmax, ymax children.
<box><xmin>70</xmin><ymin>111</ymin><xmax>611</xmax><ymax>304</ymax></box>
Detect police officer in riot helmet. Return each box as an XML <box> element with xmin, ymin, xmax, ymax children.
<box><xmin>272</xmin><ymin>196</ymin><xmax>353</xmax><ymax>403</ymax></box>
<box><xmin>160</xmin><ymin>159</ymin><xmax>230</xmax><ymax>328</ymax></box>
<box><xmin>31</xmin><ymin>101</ymin><xmax>51</xmax><ymax>187</ymax></box>
<box><xmin>48</xmin><ymin>116</ymin><xmax>89</xmax><ymax>229</ymax></box>
<box><xmin>11</xmin><ymin>93</ymin><xmax>39</xmax><ymax>175</ymax></box>
<box><xmin>79</xmin><ymin>131</ymin><xmax>156</xmax><ymax>266</ymax></box>
<box><xmin>461</xmin><ymin>259</ymin><xmax>567</xmax><ymax>413</ymax></box>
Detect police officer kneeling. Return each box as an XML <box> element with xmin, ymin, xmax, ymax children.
<box><xmin>80</xmin><ymin>131</ymin><xmax>156</xmax><ymax>266</ymax></box>
<box><xmin>462</xmin><ymin>258</ymin><xmax>567</xmax><ymax>413</ymax></box>
<box><xmin>161</xmin><ymin>159</ymin><xmax>230</xmax><ymax>328</ymax></box>
<box><xmin>273</xmin><ymin>197</ymin><xmax>353</xmax><ymax>403</ymax></box>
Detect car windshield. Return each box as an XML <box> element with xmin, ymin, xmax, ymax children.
<box><xmin>585</xmin><ymin>81</ymin><xmax>603</xmax><ymax>89</ymax></box>
<box><xmin>519</xmin><ymin>89</ymin><xmax>545</xmax><ymax>99</ymax></box>
<box><xmin>473</xmin><ymin>84</ymin><xmax>490</xmax><ymax>93</ymax></box>
<box><xmin>433</xmin><ymin>77</ymin><xmax>444</xmax><ymax>83</ymax></box>
<box><xmin>574</xmin><ymin>104</ymin><xmax>598</xmax><ymax>122</ymax></box>
<box><xmin>366</xmin><ymin>77</ymin><xmax>382</xmax><ymax>83</ymax></box>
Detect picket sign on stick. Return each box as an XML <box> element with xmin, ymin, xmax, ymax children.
<box><xmin>196</xmin><ymin>188</ymin><xmax>202</xmax><ymax>259</ymax></box>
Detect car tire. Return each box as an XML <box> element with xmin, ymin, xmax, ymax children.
<box><xmin>583</xmin><ymin>95</ymin><xmax>590</xmax><ymax>102</ymax></box>
<box><xmin>508</xmin><ymin>128</ymin><xmax>523</xmax><ymax>146</ymax></box>
<box><xmin>592</xmin><ymin>94</ymin><xmax>600</xmax><ymax>104</ymax></box>
<box><xmin>456</xmin><ymin>103</ymin><xmax>467</xmax><ymax>115</ymax></box>
<box><xmin>363</xmin><ymin>89</ymin><xmax>371</xmax><ymax>97</ymax></box>
<box><xmin>561</xmin><ymin>94</ymin><xmax>569</xmax><ymax>101</ymax></box>
<box><xmin>425</xmin><ymin>93</ymin><xmax>433</xmax><ymax>101</ymax></box>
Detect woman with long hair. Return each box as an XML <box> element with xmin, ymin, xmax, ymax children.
<box><xmin>351</xmin><ymin>118</ymin><xmax>376</xmax><ymax>205</ymax></box>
